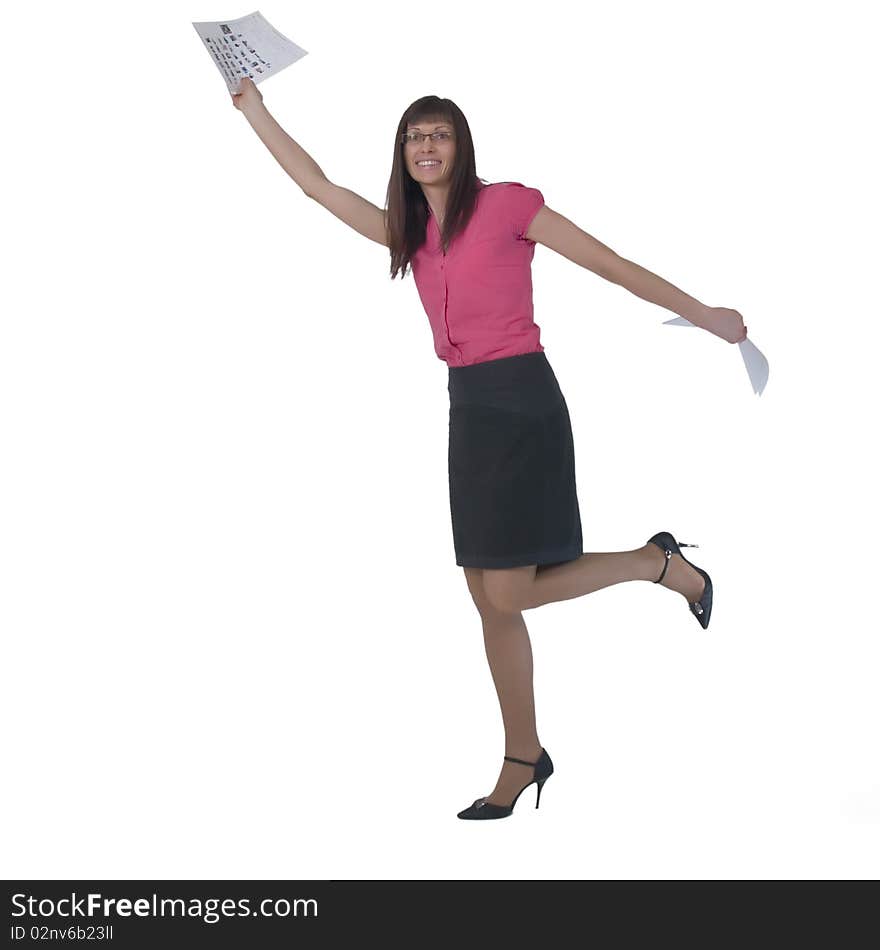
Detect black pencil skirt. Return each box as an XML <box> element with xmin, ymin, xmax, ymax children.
<box><xmin>447</xmin><ymin>351</ymin><xmax>584</xmax><ymax>569</ymax></box>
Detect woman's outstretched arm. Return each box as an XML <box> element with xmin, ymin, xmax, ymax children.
<box><xmin>232</xmin><ymin>78</ymin><xmax>326</xmax><ymax>195</ymax></box>
<box><xmin>232</xmin><ymin>78</ymin><xmax>387</xmax><ymax>247</ymax></box>
<box><xmin>526</xmin><ymin>205</ymin><xmax>747</xmax><ymax>343</ymax></box>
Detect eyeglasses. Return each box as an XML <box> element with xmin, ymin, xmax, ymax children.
<box><xmin>401</xmin><ymin>131</ymin><xmax>453</xmax><ymax>145</ymax></box>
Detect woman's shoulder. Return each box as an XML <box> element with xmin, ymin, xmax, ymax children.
<box><xmin>479</xmin><ymin>180</ymin><xmax>538</xmax><ymax>201</ymax></box>
<box><xmin>484</xmin><ymin>180</ymin><xmax>531</xmax><ymax>190</ymax></box>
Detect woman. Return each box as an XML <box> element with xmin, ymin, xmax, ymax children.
<box><xmin>231</xmin><ymin>81</ymin><xmax>748</xmax><ymax>820</ymax></box>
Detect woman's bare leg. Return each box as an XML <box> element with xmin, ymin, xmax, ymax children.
<box><xmin>463</xmin><ymin>566</ymin><xmax>546</xmax><ymax>807</ymax></box>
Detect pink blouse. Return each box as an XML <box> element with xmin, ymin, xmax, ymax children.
<box><xmin>410</xmin><ymin>181</ymin><xmax>546</xmax><ymax>367</ymax></box>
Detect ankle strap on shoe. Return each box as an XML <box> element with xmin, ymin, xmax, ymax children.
<box><xmin>654</xmin><ymin>548</ymin><xmax>672</xmax><ymax>585</ymax></box>
<box><xmin>504</xmin><ymin>753</ymin><xmax>539</xmax><ymax>767</ymax></box>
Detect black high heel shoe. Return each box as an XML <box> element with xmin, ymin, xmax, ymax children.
<box><xmin>457</xmin><ymin>749</ymin><xmax>554</xmax><ymax>820</ymax></box>
<box><xmin>647</xmin><ymin>531</ymin><xmax>713</xmax><ymax>629</ymax></box>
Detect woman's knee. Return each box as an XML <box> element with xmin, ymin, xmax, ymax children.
<box><xmin>463</xmin><ymin>566</ymin><xmax>500</xmax><ymax>618</ymax></box>
<box><xmin>464</xmin><ymin>565</ymin><xmax>528</xmax><ymax>616</ymax></box>
<box><xmin>481</xmin><ymin>565</ymin><xmax>535</xmax><ymax>614</ymax></box>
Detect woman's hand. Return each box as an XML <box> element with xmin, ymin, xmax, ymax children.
<box><xmin>704</xmin><ymin>306</ymin><xmax>748</xmax><ymax>343</ymax></box>
<box><xmin>230</xmin><ymin>76</ymin><xmax>264</xmax><ymax>113</ymax></box>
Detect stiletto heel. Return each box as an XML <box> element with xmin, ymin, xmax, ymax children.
<box><xmin>647</xmin><ymin>530</ymin><xmax>713</xmax><ymax>629</ymax></box>
<box><xmin>457</xmin><ymin>749</ymin><xmax>554</xmax><ymax>820</ymax></box>
<box><xmin>535</xmin><ymin>777</ymin><xmax>547</xmax><ymax>809</ymax></box>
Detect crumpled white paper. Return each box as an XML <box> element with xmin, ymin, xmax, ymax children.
<box><xmin>192</xmin><ymin>10</ymin><xmax>308</xmax><ymax>94</ymax></box>
<box><xmin>663</xmin><ymin>317</ymin><xmax>769</xmax><ymax>395</ymax></box>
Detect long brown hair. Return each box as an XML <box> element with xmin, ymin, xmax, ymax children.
<box><xmin>385</xmin><ymin>96</ymin><xmax>487</xmax><ymax>280</ymax></box>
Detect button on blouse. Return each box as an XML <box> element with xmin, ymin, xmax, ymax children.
<box><xmin>410</xmin><ymin>181</ymin><xmax>546</xmax><ymax>367</ymax></box>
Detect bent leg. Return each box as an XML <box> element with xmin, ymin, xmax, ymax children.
<box><xmin>482</xmin><ymin>543</ymin><xmax>701</xmax><ymax>613</ymax></box>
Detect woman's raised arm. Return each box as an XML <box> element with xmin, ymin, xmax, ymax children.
<box><xmin>232</xmin><ymin>78</ymin><xmax>388</xmax><ymax>247</ymax></box>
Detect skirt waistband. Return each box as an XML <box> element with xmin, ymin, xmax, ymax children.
<box><xmin>447</xmin><ymin>351</ymin><xmax>564</xmax><ymax>414</ymax></box>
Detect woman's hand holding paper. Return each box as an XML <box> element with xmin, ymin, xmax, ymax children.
<box><xmin>703</xmin><ymin>306</ymin><xmax>748</xmax><ymax>344</ymax></box>
<box><xmin>231</xmin><ymin>77</ymin><xmax>263</xmax><ymax>114</ymax></box>
<box><xmin>662</xmin><ymin>310</ymin><xmax>768</xmax><ymax>395</ymax></box>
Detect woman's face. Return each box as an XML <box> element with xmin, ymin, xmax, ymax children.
<box><xmin>403</xmin><ymin>120</ymin><xmax>456</xmax><ymax>184</ymax></box>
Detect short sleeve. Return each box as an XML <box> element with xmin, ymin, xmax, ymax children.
<box><xmin>500</xmin><ymin>182</ymin><xmax>545</xmax><ymax>242</ymax></box>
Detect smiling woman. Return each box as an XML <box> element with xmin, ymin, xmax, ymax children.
<box><xmin>384</xmin><ymin>97</ymin><xmax>484</xmax><ymax>270</ymax></box>
<box><xmin>232</xmin><ymin>82</ymin><xmax>727</xmax><ymax>823</ymax></box>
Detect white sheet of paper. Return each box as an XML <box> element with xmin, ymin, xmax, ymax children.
<box><xmin>192</xmin><ymin>10</ymin><xmax>308</xmax><ymax>93</ymax></box>
<box><xmin>662</xmin><ymin>317</ymin><xmax>769</xmax><ymax>395</ymax></box>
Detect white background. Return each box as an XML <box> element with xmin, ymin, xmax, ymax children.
<box><xmin>2</xmin><ymin>0</ymin><xmax>878</xmax><ymax>880</ymax></box>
